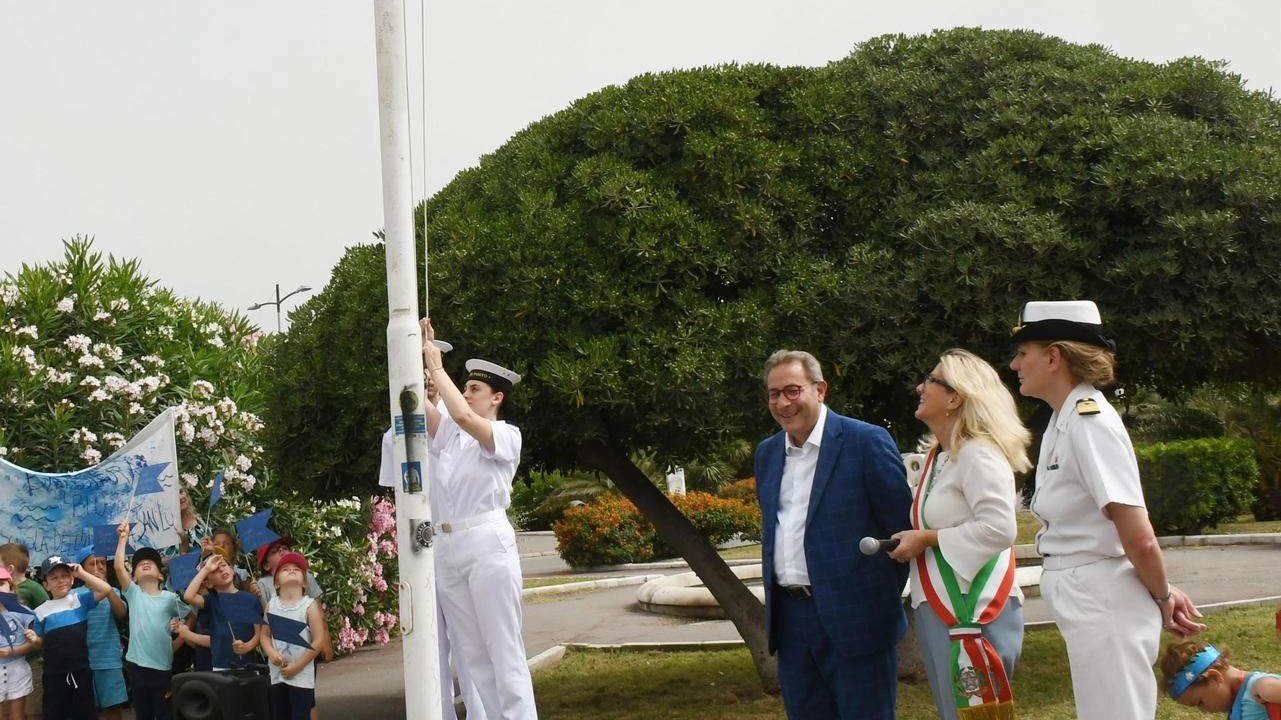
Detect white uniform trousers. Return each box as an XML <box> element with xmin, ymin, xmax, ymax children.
<box><xmin>435</xmin><ymin>518</ymin><xmax>537</xmax><ymax>720</ymax></box>
<box><xmin>437</xmin><ymin>599</ymin><xmax>489</xmax><ymax>720</ymax></box>
<box><xmin>1040</xmin><ymin>555</ymin><xmax>1161</xmax><ymax>720</ymax></box>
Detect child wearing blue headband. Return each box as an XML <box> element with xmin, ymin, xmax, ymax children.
<box><xmin>1159</xmin><ymin>640</ymin><xmax>1281</xmax><ymax>717</ymax></box>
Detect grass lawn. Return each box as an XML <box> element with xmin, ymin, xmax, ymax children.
<box><xmin>525</xmin><ymin>575</ymin><xmax>612</xmax><ymax>589</ymax></box>
<box><xmin>532</xmin><ymin>605</ymin><xmax>1281</xmax><ymax>719</ymax></box>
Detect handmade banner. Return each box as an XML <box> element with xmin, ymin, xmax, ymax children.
<box><xmin>0</xmin><ymin>409</ymin><xmax>182</xmax><ymax>560</ymax></box>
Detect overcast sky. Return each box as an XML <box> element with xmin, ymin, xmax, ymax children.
<box><xmin>2</xmin><ymin>1</ymin><xmax>1277</xmax><ymax>331</ymax></box>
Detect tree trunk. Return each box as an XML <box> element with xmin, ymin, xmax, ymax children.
<box><xmin>577</xmin><ymin>438</ymin><xmax>780</xmax><ymax>693</ymax></box>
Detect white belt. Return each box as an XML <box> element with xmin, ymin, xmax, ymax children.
<box><xmin>1041</xmin><ymin>552</ymin><xmax>1116</xmax><ymax>571</ymax></box>
<box><xmin>437</xmin><ymin>509</ymin><xmax>507</xmax><ymax>534</ymax></box>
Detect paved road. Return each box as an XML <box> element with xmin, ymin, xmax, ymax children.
<box><xmin>309</xmin><ymin>537</ymin><xmax>1281</xmax><ymax>718</ymax></box>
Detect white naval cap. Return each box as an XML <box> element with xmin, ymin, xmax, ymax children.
<box><xmin>465</xmin><ymin>359</ymin><xmax>521</xmax><ymax>394</ymax></box>
<box><xmin>432</xmin><ymin>340</ymin><xmax>454</xmax><ymax>353</ymax></box>
<box><xmin>1011</xmin><ymin>300</ymin><xmax>1116</xmax><ymax>351</ymax></box>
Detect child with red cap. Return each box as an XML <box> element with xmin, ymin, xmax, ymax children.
<box><xmin>261</xmin><ymin>552</ymin><xmax>324</xmax><ymax>720</ymax></box>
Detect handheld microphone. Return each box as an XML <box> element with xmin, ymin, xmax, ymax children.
<box><xmin>858</xmin><ymin>537</ymin><xmax>900</xmax><ymax>555</ymax></box>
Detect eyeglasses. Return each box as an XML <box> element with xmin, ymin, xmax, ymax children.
<box><xmin>923</xmin><ymin>374</ymin><xmax>955</xmax><ymax>393</ymax></box>
<box><xmin>767</xmin><ymin>383</ymin><xmax>817</xmax><ymax>403</ymax></box>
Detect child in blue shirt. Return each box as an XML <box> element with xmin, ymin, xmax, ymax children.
<box><xmin>181</xmin><ymin>551</ymin><xmax>261</xmax><ymax>671</ymax></box>
<box><xmin>73</xmin><ymin>547</ymin><xmax>126</xmax><ymax>720</ymax></box>
<box><xmin>112</xmin><ymin>524</ymin><xmax>181</xmax><ymax>720</ymax></box>
<box><xmin>24</xmin><ymin>556</ymin><xmax>112</xmax><ymax>720</ymax></box>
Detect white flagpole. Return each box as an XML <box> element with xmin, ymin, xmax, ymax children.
<box><xmin>373</xmin><ymin>1</ymin><xmax>442</xmax><ymax>718</ymax></box>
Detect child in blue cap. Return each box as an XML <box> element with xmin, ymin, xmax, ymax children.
<box><xmin>23</xmin><ymin>555</ymin><xmax>113</xmax><ymax>720</ymax></box>
<box><xmin>73</xmin><ymin>547</ymin><xmax>126</xmax><ymax>720</ymax></box>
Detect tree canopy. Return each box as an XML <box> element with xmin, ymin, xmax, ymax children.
<box><xmin>267</xmin><ymin>27</ymin><xmax>1281</xmax><ymax>685</ymax></box>
<box><xmin>270</xmin><ymin>25</ymin><xmax>1281</xmax><ymax>492</ymax></box>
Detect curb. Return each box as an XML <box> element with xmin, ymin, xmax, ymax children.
<box><xmin>580</xmin><ymin>558</ymin><xmax>760</xmax><ymax>573</ymax></box>
<box><xmin>1023</xmin><ymin>594</ymin><xmax>1281</xmax><ymax>633</ymax></box>
<box><xmin>522</xmin><ymin>573</ymin><xmax>666</xmax><ymax>598</ymax></box>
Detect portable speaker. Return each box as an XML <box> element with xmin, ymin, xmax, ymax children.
<box><xmin>171</xmin><ymin>670</ymin><xmax>271</xmax><ymax>720</ymax></box>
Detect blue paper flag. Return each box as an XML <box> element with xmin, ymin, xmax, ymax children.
<box><xmin>235</xmin><ymin>509</ymin><xmax>281</xmax><ymax>554</ymax></box>
<box><xmin>218</xmin><ymin>591</ymin><xmax>266</xmax><ymax>627</ymax></box>
<box><xmin>93</xmin><ymin>523</ymin><xmax>136</xmax><ymax>559</ymax></box>
<box><xmin>209</xmin><ymin>470</ymin><xmax>225</xmax><ymax>509</ymax></box>
<box><xmin>267</xmin><ymin>612</ymin><xmax>312</xmax><ymax>649</ymax></box>
<box><xmin>0</xmin><ymin>592</ymin><xmax>33</xmax><ymax>617</ymax></box>
<box><xmin>167</xmin><ymin>549</ymin><xmax>202</xmax><ymax>592</ymax></box>
<box><xmin>133</xmin><ymin>462</ymin><xmax>169</xmax><ymax>496</ymax></box>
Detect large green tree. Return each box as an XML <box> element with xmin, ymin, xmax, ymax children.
<box><xmin>267</xmin><ymin>28</ymin><xmax>1281</xmax><ymax>686</ymax></box>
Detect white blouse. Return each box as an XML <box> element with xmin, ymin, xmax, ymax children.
<box><xmin>908</xmin><ymin>439</ymin><xmax>1021</xmax><ymax>607</ymax></box>
<box><xmin>427</xmin><ymin>413</ymin><xmax>522</xmax><ymax>523</ymax></box>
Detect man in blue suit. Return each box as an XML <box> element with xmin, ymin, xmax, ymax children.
<box><xmin>755</xmin><ymin>349</ymin><xmax>913</xmax><ymax>719</ymax></box>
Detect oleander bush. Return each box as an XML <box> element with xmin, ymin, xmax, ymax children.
<box><xmin>553</xmin><ymin>491</ymin><xmax>761</xmax><ymax>567</ymax></box>
<box><xmin>1138</xmin><ymin>437</ymin><xmax>1259</xmax><ymax>535</ymax></box>
<box><xmin>0</xmin><ymin>239</ymin><xmax>399</xmax><ymax>655</ymax></box>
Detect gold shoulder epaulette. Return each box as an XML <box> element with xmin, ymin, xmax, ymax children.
<box><xmin>1076</xmin><ymin>398</ymin><xmax>1100</xmax><ymax>416</ymax></box>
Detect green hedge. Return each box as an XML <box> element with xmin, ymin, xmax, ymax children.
<box><xmin>1138</xmin><ymin>438</ymin><xmax>1259</xmax><ymax>535</ymax></box>
<box><xmin>552</xmin><ymin>492</ymin><xmax>761</xmax><ymax>568</ymax></box>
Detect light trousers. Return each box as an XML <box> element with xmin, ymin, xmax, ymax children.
<box><xmin>437</xmin><ymin>600</ymin><xmax>488</xmax><ymax>720</ymax></box>
<box><xmin>1041</xmin><ymin>556</ymin><xmax>1161</xmax><ymax>720</ymax></box>
<box><xmin>914</xmin><ymin>598</ymin><xmax>1024</xmax><ymax>720</ymax></box>
<box><xmin>435</xmin><ymin>519</ymin><xmax>537</xmax><ymax>720</ymax></box>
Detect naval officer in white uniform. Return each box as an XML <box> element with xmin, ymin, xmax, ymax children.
<box><xmin>378</xmin><ymin>340</ymin><xmax>489</xmax><ymax>720</ymax></box>
<box><xmin>420</xmin><ymin>318</ymin><xmax>536</xmax><ymax>720</ymax></box>
<box><xmin>1009</xmin><ymin>300</ymin><xmax>1204</xmax><ymax>720</ymax></box>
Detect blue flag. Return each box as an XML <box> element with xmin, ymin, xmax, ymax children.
<box><xmin>92</xmin><ymin>523</ymin><xmax>136</xmax><ymax>559</ymax></box>
<box><xmin>0</xmin><ymin>592</ymin><xmax>33</xmax><ymax>617</ymax></box>
<box><xmin>133</xmin><ymin>462</ymin><xmax>169</xmax><ymax>496</ymax></box>
<box><xmin>268</xmin><ymin>612</ymin><xmax>312</xmax><ymax>649</ymax></box>
<box><xmin>209</xmin><ymin>470</ymin><xmax>225</xmax><ymax>509</ymax></box>
<box><xmin>168</xmin><ymin>549</ymin><xmax>202</xmax><ymax>592</ymax></box>
<box><xmin>235</xmin><ymin>509</ymin><xmax>281</xmax><ymax>555</ymax></box>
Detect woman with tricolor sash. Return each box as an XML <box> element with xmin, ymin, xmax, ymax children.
<box><xmin>889</xmin><ymin>348</ymin><xmax>1030</xmax><ymax>720</ymax></box>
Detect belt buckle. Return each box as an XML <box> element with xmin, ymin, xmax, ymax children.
<box><xmin>440</xmin><ymin>522</ymin><xmax>453</xmax><ymax>533</ymax></box>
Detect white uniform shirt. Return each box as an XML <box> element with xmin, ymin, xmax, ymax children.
<box><xmin>908</xmin><ymin>440</ymin><xmax>1021</xmax><ymax>607</ymax></box>
<box><xmin>1031</xmin><ymin>383</ymin><xmax>1146</xmax><ymax>558</ymax></box>
<box><xmin>427</xmin><ymin>413</ymin><xmax>522</xmax><ymax>522</ymax></box>
<box><xmin>772</xmin><ymin>406</ymin><xmax>827</xmax><ymax>587</ymax></box>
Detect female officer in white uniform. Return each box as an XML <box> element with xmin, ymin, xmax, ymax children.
<box><xmin>420</xmin><ymin>318</ymin><xmax>536</xmax><ymax>720</ymax></box>
<box><xmin>377</xmin><ymin>341</ymin><xmax>489</xmax><ymax>720</ymax></box>
<box><xmin>1009</xmin><ymin>300</ymin><xmax>1204</xmax><ymax>720</ymax></box>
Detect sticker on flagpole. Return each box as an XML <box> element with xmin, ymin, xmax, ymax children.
<box><xmin>392</xmin><ymin>414</ymin><xmax>426</xmax><ymax>435</ymax></box>
<box><xmin>402</xmin><ymin>462</ymin><xmax>422</xmax><ymax>493</ymax></box>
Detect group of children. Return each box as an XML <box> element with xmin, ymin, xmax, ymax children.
<box><xmin>0</xmin><ymin>523</ymin><xmax>329</xmax><ymax>720</ymax></box>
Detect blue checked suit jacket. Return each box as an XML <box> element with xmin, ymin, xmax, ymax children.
<box><xmin>755</xmin><ymin>407</ymin><xmax>913</xmax><ymax>656</ymax></box>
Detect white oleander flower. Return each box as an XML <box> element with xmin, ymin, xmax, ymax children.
<box><xmin>56</xmin><ymin>297</ymin><xmax>75</xmax><ymax>313</ymax></box>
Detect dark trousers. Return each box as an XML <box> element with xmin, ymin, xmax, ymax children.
<box><xmin>774</xmin><ymin>590</ymin><xmax>898</xmax><ymax>720</ymax></box>
<box><xmin>128</xmin><ymin>663</ymin><xmax>173</xmax><ymax>720</ymax></box>
<box><xmin>270</xmin><ymin>682</ymin><xmax>315</xmax><ymax>720</ymax></box>
<box><xmin>43</xmin><ymin>668</ymin><xmax>96</xmax><ymax>720</ymax></box>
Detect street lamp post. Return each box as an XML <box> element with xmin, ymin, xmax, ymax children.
<box><xmin>247</xmin><ymin>283</ymin><xmax>312</xmax><ymax>333</ymax></box>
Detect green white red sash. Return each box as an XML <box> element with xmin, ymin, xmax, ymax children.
<box><xmin>911</xmin><ymin>446</ymin><xmax>1016</xmax><ymax>719</ymax></box>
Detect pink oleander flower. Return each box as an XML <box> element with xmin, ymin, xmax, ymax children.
<box><xmin>354</xmin><ymin>604</ymin><xmax>365</xmax><ymax>615</ymax></box>
<box><xmin>372</xmin><ymin>576</ymin><xmax>388</xmax><ymax>592</ymax></box>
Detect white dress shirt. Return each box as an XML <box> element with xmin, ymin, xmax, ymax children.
<box><xmin>908</xmin><ymin>440</ymin><xmax>1021</xmax><ymax>607</ymax></box>
<box><xmin>1031</xmin><ymin>382</ymin><xmax>1144</xmax><ymax>559</ymax></box>
<box><xmin>772</xmin><ymin>406</ymin><xmax>827</xmax><ymax>587</ymax></box>
<box><xmin>428</xmin><ymin>413</ymin><xmax>522</xmax><ymax>523</ymax></box>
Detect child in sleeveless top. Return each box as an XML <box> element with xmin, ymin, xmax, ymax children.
<box><xmin>261</xmin><ymin>552</ymin><xmax>323</xmax><ymax>720</ymax></box>
<box><xmin>1161</xmin><ymin>640</ymin><xmax>1281</xmax><ymax>718</ymax></box>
